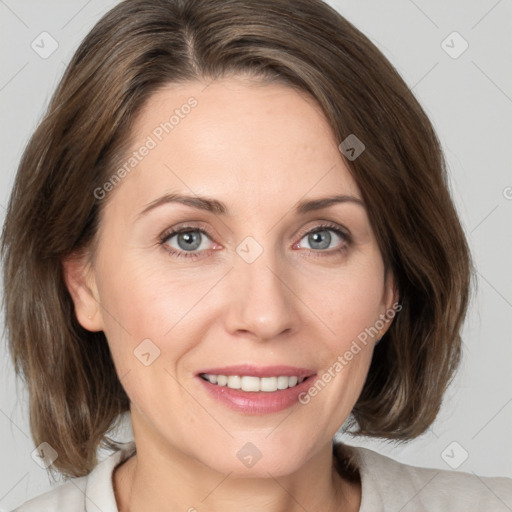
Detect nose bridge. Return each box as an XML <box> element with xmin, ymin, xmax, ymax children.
<box><xmin>225</xmin><ymin>235</ymin><xmax>298</xmax><ymax>340</ymax></box>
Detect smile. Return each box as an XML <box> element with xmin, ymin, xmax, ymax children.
<box><xmin>200</xmin><ymin>374</ymin><xmax>307</xmax><ymax>392</ymax></box>
<box><xmin>196</xmin><ymin>365</ymin><xmax>317</xmax><ymax>414</ymax></box>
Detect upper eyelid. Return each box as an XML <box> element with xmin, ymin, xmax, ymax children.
<box><xmin>296</xmin><ymin>222</ymin><xmax>350</xmax><ymax>239</ymax></box>
<box><xmin>159</xmin><ymin>223</ymin><xmax>215</xmax><ymax>243</ymax></box>
<box><xmin>160</xmin><ymin>221</ymin><xmax>350</xmax><ymax>247</ymax></box>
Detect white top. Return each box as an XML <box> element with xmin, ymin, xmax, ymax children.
<box><xmin>12</xmin><ymin>440</ymin><xmax>512</xmax><ymax>512</ymax></box>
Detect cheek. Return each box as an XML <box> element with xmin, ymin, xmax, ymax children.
<box><xmin>97</xmin><ymin>240</ymin><xmax>387</xmax><ymax>363</ymax></box>
<box><xmin>93</xmin><ymin>252</ymin><xmax>190</xmax><ymax>371</ymax></box>
<box><xmin>93</xmin><ymin>249</ymin><xmax>229</xmax><ymax>390</ymax></box>
<box><xmin>97</xmin><ymin>247</ymin><xmax>193</xmax><ymax>333</ymax></box>
<box><xmin>93</xmin><ymin>259</ymin><xmax>202</xmax><ymax>423</ymax></box>
<box><xmin>320</xmin><ymin>264</ymin><xmax>387</xmax><ymax>350</ymax></box>
<box><xmin>304</xmin><ymin>257</ymin><xmax>386</xmax><ymax>415</ymax></box>
<box><xmin>302</xmin><ymin>290</ymin><xmax>378</xmax><ymax>432</ymax></box>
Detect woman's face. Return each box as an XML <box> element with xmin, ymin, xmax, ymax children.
<box><xmin>69</xmin><ymin>77</ymin><xmax>396</xmax><ymax>477</ymax></box>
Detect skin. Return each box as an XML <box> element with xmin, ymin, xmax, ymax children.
<box><xmin>64</xmin><ymin>76</ymin><xmax>397</xmax><ymax>512</ymax></box>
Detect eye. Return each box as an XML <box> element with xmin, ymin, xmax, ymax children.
<box><xmin>159</xmin><ymin>222</ymin><xmax>351</xmax><ymax>260</ymax></box>
<box><xmin>159</xmin><ymin>226</ymin><xmax>216</xmax><ymax>260</ymax></box>
<box><xmin>294</xmin><ymin>223</ymin><xmax>351</xmax><ymax>256</ymax></box>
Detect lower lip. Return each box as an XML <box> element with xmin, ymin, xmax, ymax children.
<box><xmin>197</xmin><ymin>375</ymin><xmax>317</xmax><ymax>414</ymax></box>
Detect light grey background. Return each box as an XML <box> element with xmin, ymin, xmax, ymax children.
<box><xmin>1</xmin><ymin>0</ymin><xmax>511</xmax><ymax>510</ymax></box>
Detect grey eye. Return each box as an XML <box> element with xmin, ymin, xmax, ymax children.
<box><xmin>299</xmin><ymin>229</ymin><xmax>343</xmax><ymax>251</ymax></box>
<box><xmin>164</xmin><ymin>229</ymin><xmax>212</xmax><ymax>252</ymax></box>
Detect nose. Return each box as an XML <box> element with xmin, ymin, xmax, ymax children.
<box><xmin>223</xmin><ymin>242</ymin><xmax>300</xmax><ymax>342</ymax></box>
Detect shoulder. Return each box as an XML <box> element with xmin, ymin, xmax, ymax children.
<box><xmin>334</xmin><ymin>441</ymin><xmax>512</xmax><ymax>512</ymax></box>
<box><xmin>12</xmin><ymin>441</ymin><xmax>136</xmax><ymax>512</ymax></box>
<box><xmin>12</xmin><ymin>477</ymin><xmax>87</xmax><ymax>512</ymax></box>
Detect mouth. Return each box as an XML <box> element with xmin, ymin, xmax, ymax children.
<box><xmin>196</xmin><ymin>365</ymin><xmax>317</xmax><ymax>414</ymax></box>
<box><xmin>199</xmin><ymin>373</ymin><xmax>308</xmax><ymax>392</ymax></box>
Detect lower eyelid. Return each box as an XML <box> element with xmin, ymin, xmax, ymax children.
<box><xmin>160</xmin><ymin>225</ymin><xmax>350</xmax><ymax>257</ymax></box>
<box><xmin>294</xmin><ymin>229</ymin><xmax>349</xmax><ymax>252</ymax></box>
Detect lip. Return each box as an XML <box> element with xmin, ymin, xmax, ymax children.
<box><xmin>197</xmin><ymin>365</ymin><xmax>315</xmax><ymax>378</ymax></box>
<box><xmin>196</xmin><ymin>365</ymin><xmax>318</xmax><ymax>415</ymax></box>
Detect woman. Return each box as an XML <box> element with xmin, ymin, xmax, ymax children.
<box><xmin>2</xmin><ymin>0</ymin><xmax>511</xmax><ymax>511</ymax></box>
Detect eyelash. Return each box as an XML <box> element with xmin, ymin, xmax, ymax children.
<box><xmin>158</xmin><ymin>222</ymin><xmax>351</xmax><ymax>260</ymax></box>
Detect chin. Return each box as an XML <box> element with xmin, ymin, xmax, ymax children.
<box><xmin>194</xmin><ymin>431</ymin><xmax>321</xmax><ymax>478</ymax></box>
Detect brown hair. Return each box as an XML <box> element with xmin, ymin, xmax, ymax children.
<box><xmin>1</xmin><ymin>0</ymin><xmax>471</xmax><ymax>478</ymax></box>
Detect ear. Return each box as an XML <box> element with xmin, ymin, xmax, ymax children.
<box><xmin>62</xmin><ymin>252</ymin><xmax>103</xmax><ymax>332</ymax></box>
<box><xmin>378</xmin><ymin>270</ymin><xmax>400</xmax><ymax>338</ymax></box>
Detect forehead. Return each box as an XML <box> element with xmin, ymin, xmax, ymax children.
<box><xmin>106</xmin><ymin>78</ymin><xmax>362</xmax><ymax>219</ymax></box>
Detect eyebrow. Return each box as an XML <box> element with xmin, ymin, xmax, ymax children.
<box><xmin>137</xmin><ymin>192</ymin><xmax>364</xmax><ymax>219</ymax></box>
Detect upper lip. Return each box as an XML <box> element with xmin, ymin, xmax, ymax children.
<box><xmin>197</xmin><ymin>365</ymin><xmax>316</xmax><ymax>378</ymax></box>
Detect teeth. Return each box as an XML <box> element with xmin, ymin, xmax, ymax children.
<box><xmin>277</xmin><ymin>376</ymin><xmax>289</xmax><ymax>390</ymax></box>
<box><xmin>227</xmin><ymin>375</ymin><xmax>241</xmax><ymax>389</ymax></box>
<box><xmin>259</xmin><ymin>377</ymin><xmax>277</xmax><ymax>392</ymax></box>
<box><xmin>203</xmin><ymin>374</ymin><xmax>306</xmax><ymax>392</ymax></box>
<box><xmin>242</xmin><ymin>376</ymin><xmax>260</xmax><ymax>392</ymax></box>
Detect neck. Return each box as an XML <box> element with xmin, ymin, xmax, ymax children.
<box><xmin>114</xmin><ymin>437</ymin><xmax>360</xmax><ymax>512</ymax></box>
